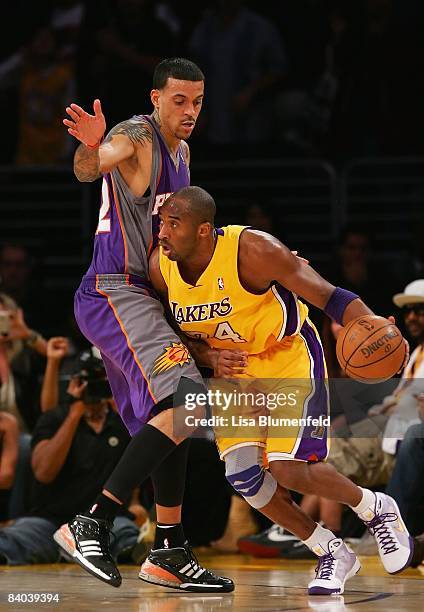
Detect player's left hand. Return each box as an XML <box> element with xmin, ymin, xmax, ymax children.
<box><xmin>212</xmin><ymin>349</ymin><xmax>248</xmax><ymax>378</ymax></box>
<box><xmin>387</xmin><ymin>315</ymin><xmax>409</xmax><ymax>372</ymax></box>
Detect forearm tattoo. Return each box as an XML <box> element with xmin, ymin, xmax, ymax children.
<box><xmin>74</xmin><ymin>143</ymin><xmax>101</xmax><ymax>182</ymax></box>
<box><xmin>104</xmin><ymin>119</ymin><xmax>153</xmax><ymax>146</ymax></box>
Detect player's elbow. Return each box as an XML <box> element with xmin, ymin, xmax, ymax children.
<box><xmin>73</xmin><ymin>168</ymin><xmax>100</xmax><ymax>183</ymax></box>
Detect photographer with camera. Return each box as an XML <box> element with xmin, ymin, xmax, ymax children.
<box><xmin>0</xmin><ymin>348</ymin><xmax>139</xmax><ymax>565</ymax></box>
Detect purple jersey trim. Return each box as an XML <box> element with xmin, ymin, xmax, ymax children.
<box><xmin>274</xmin><ymin>283</ymin><xmax>300</xmax><ymax>337</ymax></box>
<box><xmin>294</xmin><ymin>319</ymin><xmax>329</xmax><ymax>462</ymax></box>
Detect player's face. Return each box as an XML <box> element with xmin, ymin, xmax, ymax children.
<box><xmin>158</xmin><ymin>201</ymin><xmax>199</xmax><ymax>261</ymax></box>
<box><xmin>403</xmin><ymin>303</ymin><xmax>424</xmax><ymax>341</ymax></box>
<box><xmin>151</xmin><ymin>78</ymin><xmax>204</xmax><ymax>140</ymax></box>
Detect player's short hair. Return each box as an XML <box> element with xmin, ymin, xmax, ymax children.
<box><xmin>153</xmin><ymin>58</ymin><xmax>205</xmax><ymax>89</ymax></box>
<box><xmin>170</xmin><ymin>186</ymin><xmax>216</xmax><ymax>225</ymax></box>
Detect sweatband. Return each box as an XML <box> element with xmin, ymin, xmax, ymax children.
<box><xmin>324</xmin><ymin>287</ymin><xmax>359</xmax><ymax>325</ymax></box>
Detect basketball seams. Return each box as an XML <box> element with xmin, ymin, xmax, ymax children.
<box><xmin>344</xmin><ymin>322</ymin><xmax>397</xmax><ymax>367</ymax></box>
<box><xmin>338</xmin><ymin>316</ymin><xmax>366</xmax><ymax>375</ymax></box>
<box><xmin>340</xmin><ymin>316</ymin><xmax>366</xmax><ymax>362</ymax></box>
<box><xmin>346</xmin><ymin>337</ymin><xmax>404</xmax><ymax>370</ymax></box>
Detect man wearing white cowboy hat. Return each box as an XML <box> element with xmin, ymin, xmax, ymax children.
<box><xmin>382</xmin><ymin>279</ymin><xmax>424</xmax><ymax>454</ymax></box>
<box><xmin>385</xmin><ymin>280</ymin><xmax>424</xmax><ymax>550</ymax></box>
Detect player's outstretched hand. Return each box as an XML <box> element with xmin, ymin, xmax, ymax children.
<box><xmin>387</xmin><ymin>315</ymin><xmax>410</xmax><ymax>372</ymax></box>
<box><xmin>63</xmin><ymin>99</ymin><xmax>106</xmax><ymax>147</ymax></box>
<box><xmin>212</xmin><ymin>349</ymin><xmax>248</xmax><ymax>378</ymax></box>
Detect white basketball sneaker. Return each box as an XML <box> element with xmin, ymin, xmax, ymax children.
<box><xmin>361</xmin><ymin>492</ymin><xmax>414</xmax><ymax>574</ymax></box>
<box><xmin>308</xmin><ymin>538</ymin><xmax>361</xmax><ymax>596</ymax></box>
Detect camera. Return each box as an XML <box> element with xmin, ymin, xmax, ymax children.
<box><xmin>0</xmin><ymin>311</ymin><xmax>10</xmax><ymax>337</ymax></box>
<box><xmin>75</xmin><ymin>347</ymin><xmax>112</xmax><ymax>404</ymax></box>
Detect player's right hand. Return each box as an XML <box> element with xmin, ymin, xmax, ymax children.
<box><xmin>63</xmin><ymin>99</ymin><xmax>106</xmax><ymax>147</ymax></box>
<box><xmin>212</xmin><ymin>349</ymin><xmax>248</xmax><ymax>378</ymax></box>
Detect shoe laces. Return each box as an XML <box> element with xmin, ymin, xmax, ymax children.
<box><xmin>75</xmin><ymin>518</ymin><xmax>112</xmax><ymax>558</ymax></box>
<box><xmin>184</xmin><ymin>545</ymin><xmax>207</xmax><ymax>578</ymax></box>
<box><xmin>315</xmin><ymin>553</ymin><xmax>336</xmax><ymax>580</ymax></box>
<box><xmin>365</xmin><ymin>512</ymin><xmax>399</xmax><ymax>555</ymax></box>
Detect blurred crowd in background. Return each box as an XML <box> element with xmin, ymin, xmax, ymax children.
<box><xmin>1</xmin><ymin>0</ymin><xmax>424</xmax><ymax>165</ymax></box>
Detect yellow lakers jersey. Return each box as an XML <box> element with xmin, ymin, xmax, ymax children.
<box><xmin>159</xmin><ymin>225</ymin><xmax>309</xmax><ymax>354</ymax></box>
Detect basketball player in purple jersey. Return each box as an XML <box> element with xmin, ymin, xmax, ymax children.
<box><xmin>53</xmin><ymin>59</ymin><xmax>234</xmax><ymax>593</ymax></box>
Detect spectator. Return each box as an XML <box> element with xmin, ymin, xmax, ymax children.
<box><xmin>0</xmin><ymin>244</ymin><xmax>57</xmax><ymax>337</ymax></box>
<box><xmin>49</xmin><ymin>0</ymin><xmax>86</xmax><ymax>61</ymax></box>
<box><xmin>0</xmin><ymin>292</ymin><xmax>47</xmax><ymax>431</ymax></box>
<box><xmin>322</xmin><ymin>223</ymin><xmax>399</xmax><ymax>375</ymax></box>
<box><xmin>329</xmin><ymin>223</ymin><xmax>397</xmax><ymax>313</ymax></box>
<box><xmin>244</xmin><ymin>203</ymin><xmax>276</xmax><ymax>235</ymax></box>
<box><xmin>79</xmin><ymin>0</ymin><xmax>177</xmax><ymax>127</ymax></box>
<box><xmin>40</xmin><ymin>337</ymin><xmax>70</xmax><ymax>413</ymax></box>
<box><xmin>273</xmin><ymin>1</ymin><xmax>342</xmax><ymax>155</ymax></box>
<box><xmin>386</xmin><ymin>419</ymin><xmax>424</xmax><ymax>538</ymax></box>
<box><xmin>0</xmin><ymin>27</ymin><xmax>75</xmax><ymax>165</ymax></box>
<box><xmin>189</xmin><ymin>0</ymin><xmax>287</xmax><ymax>145</ymax></box>
<box><xmin>0</xmin><ymin>354</ymin><xmax>139</xmax><ymax>565</ymax></box>
<box><xmin>0</xmin><ymin>412</ymin><xmax>19</xmax><ymax>520</ymax></box>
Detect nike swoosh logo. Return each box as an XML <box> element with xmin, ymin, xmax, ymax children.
<box><xmin>189</xmin><ymin>285</ymin><xmax>203</xmax><ymax>289</ymax></box>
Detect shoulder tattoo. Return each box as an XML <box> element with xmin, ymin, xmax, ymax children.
<box><xmin>104</xmin><ymin>120</ymin><xmax>153</xmax><ymax>146</ymax></box>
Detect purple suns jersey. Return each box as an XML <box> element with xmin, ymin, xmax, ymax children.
<box><xmin>85</xmin><ymin>115</ymin><xmax>190</xmax><ymax>279</ymax></box>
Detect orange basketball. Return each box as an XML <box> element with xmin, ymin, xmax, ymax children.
<box><xmin>336</xmin><ymin>315</ymin><xmax>406</xmax><ymax>383</ymax></box>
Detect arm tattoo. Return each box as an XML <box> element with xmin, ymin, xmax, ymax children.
<box><xmin>104</xmin><ymin>119</ymin><xmax>153</xmax><ymax>146</ymax></box>
<box><xmin>74</xmin><ymin>143</ymin><xmax>101</xmax><ymax>183</ymax></box>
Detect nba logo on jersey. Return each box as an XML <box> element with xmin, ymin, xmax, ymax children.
<box><xmin>218</xmin><ymin>277</ymin><xmax>225</xmax><ymax>290</ymax></box>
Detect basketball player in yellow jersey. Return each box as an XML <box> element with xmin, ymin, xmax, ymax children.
<box><xmin>149</xmin><ymin>186</ymin><xmax>413</xmax><ymax>595</ymax></box>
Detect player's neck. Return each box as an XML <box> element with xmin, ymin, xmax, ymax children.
<box><xmin>178</xmin><ymin>233</ymin><xmax>217</xmax><ymax>286</ymax></box>
<box><xmin>152</xmin><ymin>112</ymin><xmax>180</xmax><ymax>156</ymax></box>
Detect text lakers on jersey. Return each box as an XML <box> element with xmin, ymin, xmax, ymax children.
<box><xmin>159</xmin><ymin>226</ymin><xmax>309</xmax><ymax>354</ymax></box>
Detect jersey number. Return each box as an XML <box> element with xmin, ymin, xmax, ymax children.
<box><xmin>186</xmin><ymin>321</ymin><xmax>246</xmax><ymax>344</ymax></box>
<box><xmin>96</xmin><ymin>179</ymin><xmax>111</xmax><ymax>234</ymax></box>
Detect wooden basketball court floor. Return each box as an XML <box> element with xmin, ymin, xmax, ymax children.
<box><xmin>1</xmin><ymin>553</ymin><xmax>423</xmax><ymax>611</ymax></box>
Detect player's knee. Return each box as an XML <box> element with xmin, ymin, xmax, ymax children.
<box><xmin>154</xmin><ymin>377</ymin><xmax>207</xmax><ymax>418</ymax></box>
<box><xmin>225</xmin><ymin>462</ymin><xmax>277</xmax><ymax>510</ymax></box>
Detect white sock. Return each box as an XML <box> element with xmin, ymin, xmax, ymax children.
<box><xmin>302</xmin><ymin>523</ymin><xmax>337</xmax><ymax>557</ymax></box>
<box><xmin>350</xmin><ymin>487</ymin><xmax>376</xmax><ymax>521</ymax></box>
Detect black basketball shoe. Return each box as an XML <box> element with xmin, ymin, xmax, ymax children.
<box><xmin>53</xmin><ymin>515</ymin><xmax>121</xmax><ymax>587</ymax></box>
<box><xmin>237</xmin><ymin>524</ymin><xmax>298</xmax><ymax>557</ymax></box>
<box><xmin>139</xmin><ymin>542</ymin><xmax>234</xmax><ymax>592</ymax></box>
